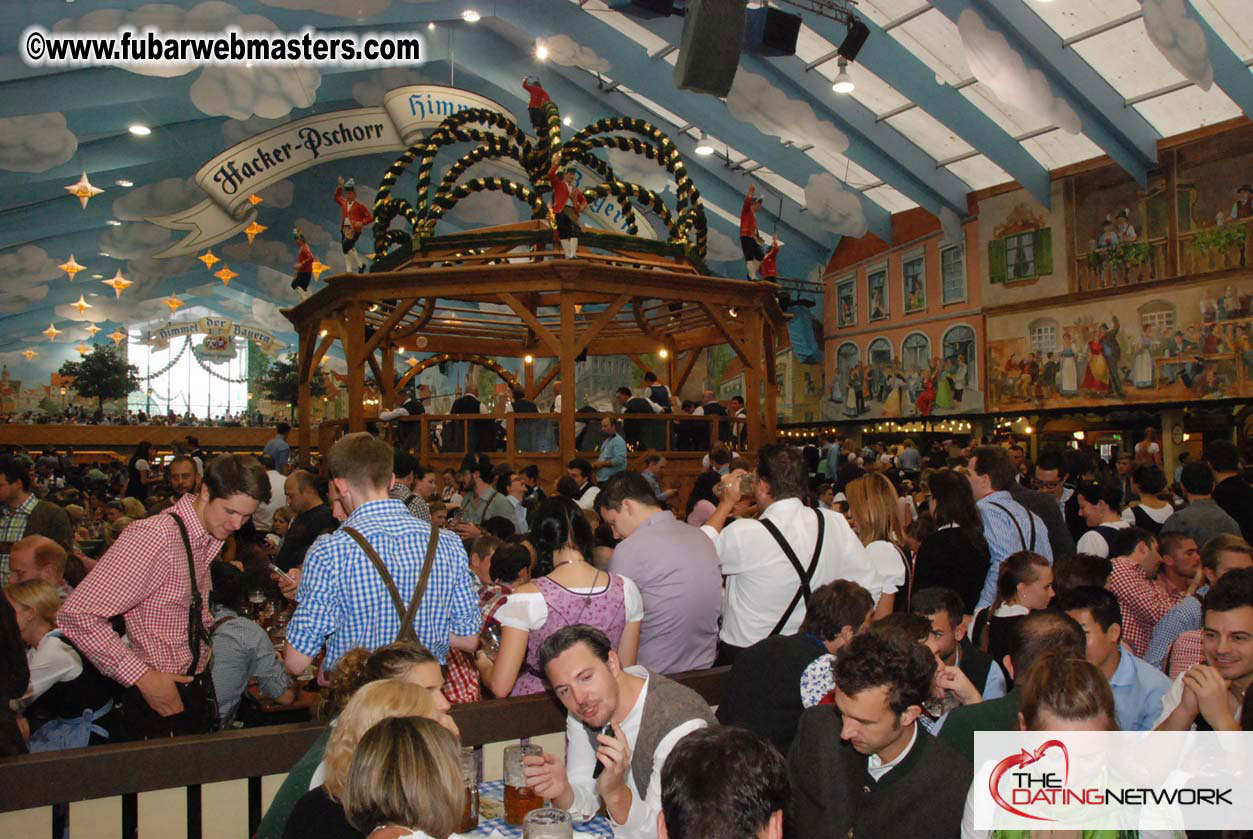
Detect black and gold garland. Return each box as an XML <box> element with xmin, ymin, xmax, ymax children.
<box><xmin>366</xmin><ymin>99</ymin><xmax>708</xmax><ymax>262</ymax></box>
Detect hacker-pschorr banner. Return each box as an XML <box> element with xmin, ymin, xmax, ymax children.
<box><xmin>147</xmin><ymin>85</ymin><xmax>518</xmax><ymax>257</ymax></box>
<box><xmin>152</xmin><ymin>318</ymin><xmax>286</xmax><ymax>361</ymax></box>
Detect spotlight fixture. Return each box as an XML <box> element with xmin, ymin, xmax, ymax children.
<box><xmin>524</xmin><ymin>354</ymin><xmax>534</xmax><ymax>364</ymax></box>
<box><xmin>562</xmin><ymin>115</ymin><xmax>572</xmax><ymax>126</ymax></box>
<box><xmin>461</xmin><ymin>9</ymin><xmax>480</xmax><ymax>22</ymax></box>
<box><xmin>694</xmin><ymin>131</ymin><xmax>714</xmax><ymax>156</ymax></box>
<box><xmin>535</xmin><ymin>42</ymin><xmax>549</xmax><ymax>61</ymax></box>
<box><xmin>832</xmin><ymin>58</ymin><xmax>854</xmax><ymax>94</ymax></box>
<box><xmin>128</xmin><ymin>124</ymin><xmax>151</xmax><ymax>136</ymax></box>
<box><xmin>106</xmin><ymin>219</ymin><xmax>122</xmax><ymax>226</ymax></box>
<box><xmin>427</xmin><ymin>22</ymin><xmax>436</xmax><ymax>30</ymax></box>
<box><xmin>837</xmin><ymin>17</ymin><xmax>871</xmax><ymax>62</ymax></box>
<box><xmin>115</xmin><ymin>179</ymin><xmax>133</xmax><ymax>187</ymax></box>
<box><xmin>658</xmin><ymin>348</ymin><xmax>669</xmax><ymax>359</ymax></box>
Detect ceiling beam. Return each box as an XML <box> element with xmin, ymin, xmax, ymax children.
<box><xmin>610</xmin><ymin>10</ymin><xmax>970</xmax><ymax>215</ymax></box>
<box><xmin>1184</xmin><ymin>1</ymin><xmax>1253</xmax><ymax>123</ymax></box>
<box><xmin>928</xmin><ymin>0</ymin><xmax>1158</xmax><ymax>188</ymax></box>
<box><xmin>799</xmin><ymin>13</ymin><xmax>1051</xmax><ymax>207</ymax></box>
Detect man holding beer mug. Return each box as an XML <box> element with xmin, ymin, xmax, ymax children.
<box><xmin>522</xmin><ymin>626</ymin><xmax>715</xmax><ymax>839</ymax></box>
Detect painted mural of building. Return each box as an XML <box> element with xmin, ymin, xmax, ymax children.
<box><xmin>821</xmin><ymin>210</ymin><xmax>985</xmax><ymax>422</ymax></box>
<box><xmin>983</xmin><ymin>122</ymin><xmax>1253</xmax><ymax>413</ymax></box>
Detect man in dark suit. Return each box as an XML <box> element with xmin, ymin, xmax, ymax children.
<box><xmin>1008</xmin><ymin>476</ymin><xmax>1076</xmax><ymax>562</ymax></box>
<box><xmin>786</xmin><ymin>630</ymin><xmax>971</xmax><ymax>839</ymax></box>
<box><xmin>697</xmin><ymin>389</ymin><xmax>729</xmax><ymax>448</ymax></box>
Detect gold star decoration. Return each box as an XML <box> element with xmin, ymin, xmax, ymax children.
<box><xmin>65</xmin><ymin>172</ymin><xmax>104</xmax><ymax>209</ymax></box>
<box><xmin>311</xmin><ymin>259</ymin><xmax>330</xmax><ymax>281</ymax></box>
<box><xmin>215</xmin><ymin>265</ymin><xmax>238</xmax><ymax>285</ymax></box>
<box><xmin>42</xmin><ymin>322</ymin><xmax>62</xmax><ymax>341</ymax></box>
<box><xmin>247</xmin><ymin>194</ymin><xmax>263</xmax><ymax>206</ymax></box>
<box><xmin>71</xmin><ymin>295</ymin><xmax>93</xmax><ymax>315</ymax></box>
<box><xmin>406</xmin><ymin>356</ymin><xmax>419</xmax><ymax>367</ymax></box>
<box><xmin>21</xmin><ymin>349</ymin><xmax>38</xmax><ymax>361</ymax></box>
<box><xmin>198</xmin><ymin>250</ymin><xmax>220</xmax><ymax>269</ymax></box>
<box><xmin>75</xmin><ymin>343</ymin><xmax>90</xmax><ymax>355</ymax></box>
<box><xmin>243</xmin><ymin>221</ymin><xmax>267</xmax><ymax>244</ymax></box>
<box><xmin>102</xmin><ymin>270</ymin><xmax>133</xmax><ymax>298</ymax></box>
<box><xmin>59</xmin><ymin>255</ymin><xmax>86</xmax><ymax>281</ymax></box>
<box><xmin>163</xmin><ymin>296</ymin><xmax>183</xmax><ymax>314</ymax></box>
<box><xmin>108</xmin><ymin>329</ymin><xmax>127</xmax><ymax>345</ymax></box>
<box><xmin>84</xmin><ymin>322</ymin><xmax>101</xmax><ymax>337</ymax></box>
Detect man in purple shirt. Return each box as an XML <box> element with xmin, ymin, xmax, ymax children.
<box><xmin>597</xmin><ymin>472</ymin><xmax>721</xmax><ymax>673</ymax></box>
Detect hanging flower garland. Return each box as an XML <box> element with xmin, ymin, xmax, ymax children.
<box><xmin>195</xmin><ymin>351</ymin><xmax>250</xmax><ymax>383</ymax></box>
<box><xmin>144</xmin><ymin>336</ymin><xmax>192</xmax><ymax>380</ymax></box>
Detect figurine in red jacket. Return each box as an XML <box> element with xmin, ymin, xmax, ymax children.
<box><xmin>740</xmin><ymin>183</ymin><xmax>766</xmax><ymax>279</ymax></box>
<box><xmin>522</xmin><ymin>76</ymin><xmax>552</xmax><ymax>133</ymax></box>
<box><xmin>548</xmin><ymin>154</ymin><xmax>587</xmax><ymax>259</ymax></box>
<box><xmin>334</xmin><ymin>176</ymin><xmax>373</xmax><ymax>273</ymax></box>
<box><xmin>292</xmin><ymin>228</ymin><xmax>313</xmax><ymax>294</ymax></box>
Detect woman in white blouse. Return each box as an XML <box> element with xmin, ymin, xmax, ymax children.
<box><xmin>476</xmin><ymin>497</ymin><xmax>641</xmax><ymax>697</ymax></box>
<box><xmin>845</xmin><ymin>473</ymin><xmax>909</xmax><ymax>619</ymax></box>
<box><xmin>5</xmin><ymin>579</ymin><xmax>117</xmax><ymax>749</ymax></box>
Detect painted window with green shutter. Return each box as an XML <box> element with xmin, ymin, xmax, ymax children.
<box><xmin>988</xmin><ymin>227</ymin><xmax>1053</xmax><ymax>283</ymax></box>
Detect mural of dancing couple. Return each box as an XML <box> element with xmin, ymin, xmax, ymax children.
<box><xmin>987</xmin><ymin>275</ymin><xmax>1253</xmax><ymax>410</ymax></box>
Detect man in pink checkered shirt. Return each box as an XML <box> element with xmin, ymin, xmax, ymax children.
<box><xmin>1107</xmin><ymin>528</ymin><xmax>1200</xmax><ymax>658</ymax></box>
<box><xmin>60</xmin><ymin>455</ymin><xmax>270</xmax><ymax>737</ymax></box>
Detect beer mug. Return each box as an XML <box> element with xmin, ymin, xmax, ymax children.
<box><xmin>714</xmin><ymin>471</ymin><xmax>756</xmax><ymax>498</ymax></box>
<box><xmin>523</xmin><ymin>808</ymin><xmax>573</xmax><ymax>839</ymax></box>
<box><xmin>503</xmin><ymin>743</ymin><xmax>544</xmax><ymax>825</ymax></box>
<box><xmin>458</xmin><ymin>746</ymin><xmax>479</xmax><ymax>833</ymax></box>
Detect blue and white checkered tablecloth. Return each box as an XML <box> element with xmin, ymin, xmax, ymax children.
<box><xmin>457</xmin><ymin>780</ymin><xmax>614</xmax><ymax>839</ymax></box>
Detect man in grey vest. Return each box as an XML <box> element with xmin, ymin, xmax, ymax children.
<box><xmin>524</xmin><ymin>625</ymin><xmax>716</xmax><ymax>839</ymax></box>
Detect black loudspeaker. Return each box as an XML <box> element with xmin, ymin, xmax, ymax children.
<box><xmin>838</xmin><ymin>19</ymin><xmax>871</xmax><ymax>61</ymax></box>
<box><xmin>610</xmin><ymin>0</ymin><xmax>673</xmax><ymax>16</ymax></box>
<box><xmin>744</xmin><ymin>6</ymin><xmax>801</xmax><ymax>56</ymax></box>
<box><xmin>673</xmin><ymin>0</ymin><xmax>747</xmax><ymax>97</ymax></box>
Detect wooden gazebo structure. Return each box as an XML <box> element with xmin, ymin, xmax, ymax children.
<box><xmin>282</xmin><ymin>220</ymin><xmax>787</xmax><ymax>470</ymax></box>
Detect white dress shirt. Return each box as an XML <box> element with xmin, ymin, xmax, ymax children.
<box><xmin>701</xmin><ymin>497</ymin><xmax>880</xmax><ymax>648</ymax></box>
<box><xmin>565</xmin><ymin>667</ymin><xmax>708</xmax><ymax>839</ymax></box>
<box><xmin>867</xmin><ymin>723</ymin><xmax>917</xmax><ymax>780</ymax></box>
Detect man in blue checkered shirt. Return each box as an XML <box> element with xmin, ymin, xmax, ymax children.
<box><xmin>1145</xmin><ymin>532</ymin><xmax>1252</xmax><ymax>670</ymax></box>
<box><xmin>282</xmin><ymin>433</ymin><xmax>481</xmax><ymax>672</ymax></box>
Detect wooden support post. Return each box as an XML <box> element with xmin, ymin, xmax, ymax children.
<box><xmin>346</xmin><ymin>304</ymin><xmax>366</xmax><ymax>433</ymax></box>
<box><xmin>744</xmin><ymin>310</ymin><xmax>763</xmax><ymax>452</ymax></box>
<box><xmin>381</xmin><ymin>345</ymin><xmax>396</xmax><ymax>400</ymax></box>
<box><xmin>524</xmin><ymin>358</ymin><xmax>535</xmax><ymax>394</ymax></box>
<box><xmin>559</xmin><ymin>298</ymin><xmax>577</xmax><ymax>466</ymax></box>
<box><xmin>667</xmin><ymin>351</ymin><xmax>677</xmax><ymax>392</ymax></box>
<box><xmin>763</xmin><ymin>320</ymin><xmax>778</xmax><ymax>443</ymax></box>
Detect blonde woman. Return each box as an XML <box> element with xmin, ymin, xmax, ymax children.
<box><xmin>342</xmin><ymin>716</ymin><xmax>464</xmax><ymax>839</ymax></box>
<box><xmin>5</xmin><ymin>579</ymin><xmax>118</xmax><ymax>749</ymax></box>
<box><xmin>284</xmin><ymin>679</ymin><xmax>458</xmax><ymax>839</ymax></box>
<box><xmin>845</xmin><ymin>473</ymin><xmax>909</xmax><ymax>619</ymax></box>
<box><xmin>259</xmin><ymin>642</ymin><xmax>451</xmax><ymax>839</ymax></box>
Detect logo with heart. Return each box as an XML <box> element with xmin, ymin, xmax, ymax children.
<box><xmin>989</xmin><ymin>739</ymin><xmax>1070</xmax><ymax>821</ymax></box>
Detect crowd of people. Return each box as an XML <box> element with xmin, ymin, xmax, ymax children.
<box><xmin>5</xmin><ymin>405</ymin><xmax>288</xmax><ymax>427</ymax></box>
<box><xmin>3</xmin><ymin>421</ymin><xmax>1253</xmax><ymax>839</ymax></box>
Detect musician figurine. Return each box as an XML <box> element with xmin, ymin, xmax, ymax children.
<box><xmin>334</xmin><ymin>176</ymin><xmax>373</xmax><ymax>273</ymax></box>
<box><xmin>548</xmin><ymin>154</ymin><xmax>587</xmax><ymax>260</ymax></box>
<box><xmin>292</xmin><ymin>227</ymin><xmax>313</xmax><ymax>297</ymax></box>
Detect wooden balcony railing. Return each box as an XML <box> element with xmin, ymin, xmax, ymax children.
<box><xmin>0</xmin><ymin>668</ymin><xmax>728</xmax><ymax>839</ymax></box>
